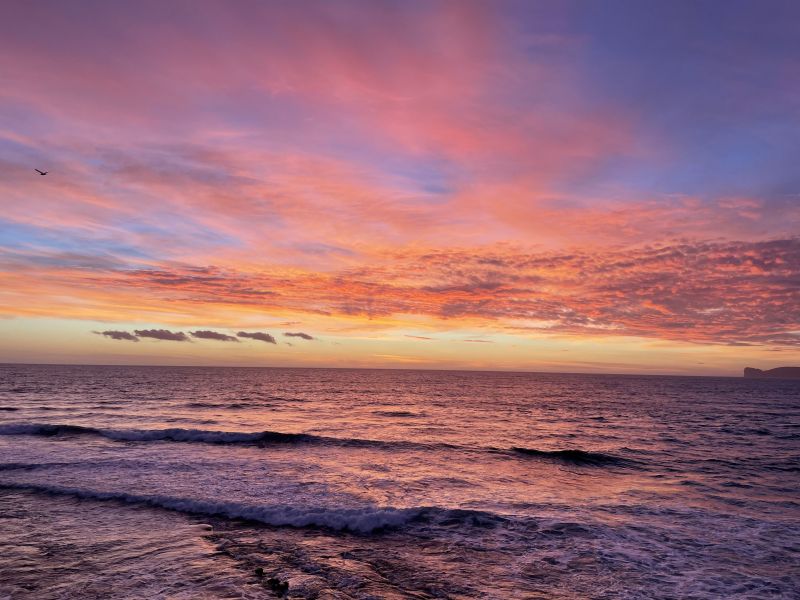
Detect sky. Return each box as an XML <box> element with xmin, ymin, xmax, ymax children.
<box><xmin>0</xmin><ymin>0</ymin><xmax>798</xmax><ymax>375</ymax></box>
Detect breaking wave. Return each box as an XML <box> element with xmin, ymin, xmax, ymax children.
<box><xmin>0</xmin><ymin>422</ymin><xmax>454</xmax><ymax>450</ymax></box>
<box><xmin>0</xmin><ymin>422</ymin><xmax>633</xmax><ymax>466</ymax></box>
<box><xmin>0</xmin><ymin>481</ymin><xmax>510</xmax><ymax>533</ymax></box>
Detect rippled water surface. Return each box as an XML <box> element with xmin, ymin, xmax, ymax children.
<box><xmin>0</xmin><ymin>364</ymin><xmax>798</xmax><ymax>598</ymax></box>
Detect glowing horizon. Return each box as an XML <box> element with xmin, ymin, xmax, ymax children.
<box><xmin>1</xmin><ymin>1</ymin><xmax>798</xmax><ymax>375</ymax></box>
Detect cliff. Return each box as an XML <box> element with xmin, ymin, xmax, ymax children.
<box><xmin>744</xmin><ymin>367</ymin><xmax>800</xmax><ymax>379</ymax></box>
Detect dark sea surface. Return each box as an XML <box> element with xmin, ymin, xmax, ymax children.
<box><xmin>0</xmin><ymin>364</ymin><xmax>798</xmax><ymax>599</ymax></box>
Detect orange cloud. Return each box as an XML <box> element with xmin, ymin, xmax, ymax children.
<box><xmin>2</xmin><ymin>238</ymin><xmax>797</xmax><ymax>348</ymax></box>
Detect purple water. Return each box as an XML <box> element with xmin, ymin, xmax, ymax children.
<box><xmin>0</xmin><ymin>364</ymin><xmax>798</xmax><ymax>598</ymax></box>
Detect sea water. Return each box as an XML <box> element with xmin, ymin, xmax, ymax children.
<box><xmin>0</xmin><ymin>364</ymin><xmax>798</xmax><ymax>598</ymax></box>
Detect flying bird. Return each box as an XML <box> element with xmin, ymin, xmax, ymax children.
<box><xmin>35</xmin><ymin>169</ymin><xmax>48</xmax><ymax>176</ymax></box>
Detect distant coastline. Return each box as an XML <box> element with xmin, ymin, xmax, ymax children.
<box><xmin>744</xmin><ymin>367</ymin><xmax>800</xmax><ymax>379</ymax></box>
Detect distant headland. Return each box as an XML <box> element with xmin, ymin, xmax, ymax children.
<box><xmin>744</xmin><ymin>367</ymin><xmax>800</xmax><ymax>379</ymax></box>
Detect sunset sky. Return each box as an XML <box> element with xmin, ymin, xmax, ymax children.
<box><xmin>1</xmin><ymin>0</ymin><xmax>798</xmax><ymax>374</ymax></box>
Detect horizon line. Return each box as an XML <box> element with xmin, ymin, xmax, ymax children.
<box><xmin>0</xmin><ymin>361</ymin><xmax>754</xmax><ymax>379</ymax></box>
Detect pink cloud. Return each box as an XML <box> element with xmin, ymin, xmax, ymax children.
<box><xmin>3</xmin><ymin>238</ymin><xmax>797</xmax><ymax>348</ymax></box>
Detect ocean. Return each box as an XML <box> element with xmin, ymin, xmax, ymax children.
<box><xmin>0</xmin><ymin>364</ymin><xmax>797</xmax><ymax>599</ymax></box>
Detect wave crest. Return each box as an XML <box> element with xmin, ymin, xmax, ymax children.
<box><xmin>0</xmin><ymin>422</ymin><xmax>633</xmax><ymax>467</ymax></box>
<box><xmin>0</xmin><ymin>482</ymin><xmax>509</xmax><ymax>533</ymax></box>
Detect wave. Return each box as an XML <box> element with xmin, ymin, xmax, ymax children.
<box><xmin>0</xmin><ymin>462</ymin><xmax>42</xmax><ymax>471</ymax></box>
<box><xmin>0</xmin><ymin>422</ymin><xmax>452</xmax><ymax>450</ymax></box>
<box><xmin>0</xmin><ymin>422</ymin><xmax>633</xmax><ymax>467</ymax></box>
<box><xmin>0</xmin><ymin>481</ymin><xmax>508</xmax><ymax>533</ymax></box>
<box><xmin>184</xmin><ymin>397</ymin><xmax>305</xmax><ymax>408</ymax></box>
<box><xmin>184</xmin><ymin>402</ymin><xmax>252</xmax><ymax>410</ymax></box>
<box><xmin>0</xmin><ymin>423</ymin><xmax>95</xmax><ymax>437</ymax></box>
<box><xmin>0</xmin><ymin>461</ymin><xmax>72</xmax><ymax>471</ymax></box>
<box><xmin>0</xmin><ymin>423</ymin><xmax>314</xmax><ymax>444</ymax></box>
<box><xmin>372</xmin><ymin>410</ymin><xmax>421</xmax><ymax>418</ymax></box>
<box><xmin>509</xmin><ymin>447</ymin><xmax>632</xmax><ymax>466</ymax></box>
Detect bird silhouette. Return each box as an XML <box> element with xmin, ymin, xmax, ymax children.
<box><xmin>35</xmin><ymin>169</ymin><xmax>48</xmax><ymax>176</ymax></box>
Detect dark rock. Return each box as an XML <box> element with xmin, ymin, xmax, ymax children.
<box><xmin>266</xmin><ymin>577</ymin><xmax>289</xmax><ymax>595</ymax></box>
